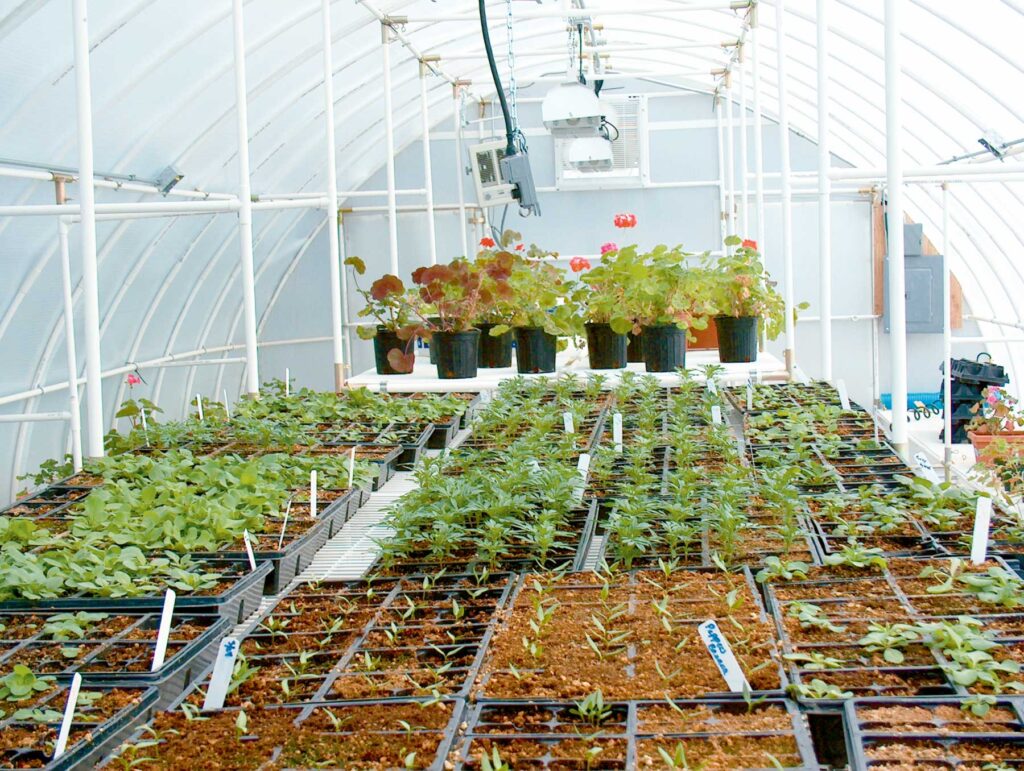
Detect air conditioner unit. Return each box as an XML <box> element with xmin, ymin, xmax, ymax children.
<box><xmin>469</xmin><ymin>140</ymin><xmax>516</xmax><ymax>207</ymax></box>
<box><xmin>565</xmin><ymin>136</ymin><xmax>614</xmax><ymax>172</ymax></box>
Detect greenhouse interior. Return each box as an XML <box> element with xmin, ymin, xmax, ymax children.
<box><xmin>1</xmin><ymin>0</ymin><xmax>1024</xmax><ymax>768</ymax></box>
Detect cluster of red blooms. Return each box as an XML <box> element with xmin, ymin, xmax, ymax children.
<box><xmin>613</xmin><ymin>213</ymin><xmax>638</xmax><ymax>228</ymax></box>
<box><xmin>569</xmin><ymin>256</ymin><xmax>591</xmax><ymax>273</ymax></box>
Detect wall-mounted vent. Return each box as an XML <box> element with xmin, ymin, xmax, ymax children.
<box><xmin>554</xmin><ymin>94</ymin><xmax>645</xmax><ymax>188</ymax></box>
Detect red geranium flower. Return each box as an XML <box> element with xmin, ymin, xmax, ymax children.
<box><xmin>514</xmin><ymin>243</ymin><xmax>525</xmax><ymax>251</ymax></box>
<box><xmin>613</xmin><ymin>213</ymin><xmax>637</xmax><ymax>229</ymax></box>
<box><xmin>741</xmin><ymin>239</ymin><xmax>758</xmax><ymax>250</ymax></box>
<box><xmin>569</xmin><ymin>256</ymin><xmax>591</xmax><ymax>273</ymax></box>
<box><xmin>479</xmin><ymin>237</ymin><xmax>496</xmax><ymax>248</ymax></box>
<box><xmin>126</xmin><ymin>373</ymin><xmax>141</xmax><ymax>387</ymax></box>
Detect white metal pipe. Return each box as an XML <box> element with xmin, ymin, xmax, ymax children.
<box><xmin>453</xmin><ymin>88</ymin><xmax>469</xmax><ymax>258</ymax></box>
<box><xmin>420</xmin><ymin>64</ymin><xmax>438</xmax><ymax>266</ymax></box>
<box><xmin>738</xmin><ymin>62</ymin><xmax>749</xmax><ymax>239</ymax></box>
<box><xmin>965</xmin><ymin>315</ymin><xmax>1024</xmax><ymax>331</ymax></box>
<box><xmin>0</xmin><ymin>164</ymin><xmax>234</xmax><ymax>201</ymax></box>
<box><xmin>797</xmin><ymin>314</ymin><xmax>881</xmax><ymax>322</ymax></box>
<box><xmin>884</xmin><ymin>0</ymin><xmax>909</xmax><ymax>452</ymax></box>
<box><xmin>715</xmin><ymin>99</ymin><xmax>727</xmax><ymax>245</ymax></box>
<box><xmin>401</xmin><ymin>2</ymin><xmax>751</xmax><ymax>22</ymax></box>
<box><xmin>725</xmin><ymin>78</ymin><xmax>736</xmax><ymax>243</ymax></box>
<box><xmin>57</xmin><ymin>220</ymin><xmax>83</xmax><ymax>472</ymax></box>
<box><xmin>232</xmin><ymin>0</ymin><xmax>260</xmax><ymax>395</ymax></box>
<box><xmin>817</xmin><ymin>0</ymin><xmax>833</xmax><ymax>381</ymax></box>
<box><xmin>382</xmin><ymin>23</ymin><xmax>400</xmax><ymax>275</ymax></box>
<box><xmin>830</xmin><ymin>164</ymin><xmax>1024</xmax><ymax>182</ymax></box>
<box><xmin>953</xmin><ymin>337</ymin><xmax>1024</xmax><ymax>344</ymax></box>
<box><xmin>71</xmin><ymin>0</ymin><xmax>104</xmax><ymax>459</ymax></box>
<box><xmin>256</xmin><ymin>189</ymin><xmax>426</xmax><ymax>200</ymax></box>
<box><xmin>0</xmin><ymin>200</ymin><xmax>240</xmax><ymax>217</ymax></box>
<box><xmin>250</xmin><ymin>198</ymin><xmax>327</xmax><ymax>211</ymax></box>
<box><xmin>141</xmin><ymin>357</ymin><xmax>247</xmax><ymax>369</ymax></box>
<box><xmin>775</xmin><ymin>0</ymin><xmax>796</xmax><ymax>375</ymax></box>
<box><xmin>942</xmin><ymin>183</ymin><xmax>952</xmax><ymax>481</ymax></box>
<box><xmin>439</xmin><ymin>41</ymin><xmax>726</xmax><ymax>60</ymax></box>
<box><xmin>337</xmin><ymin>216</ymin><xmax>355</xmax><ymax>380</ymax></box>
<box><xmin>321</xmin><ymin>0</ymin><xmax>345</xmax><ymax>391</ymax></box>
<box><xmin>750</xmin><ymin>19</ymin><xmax>767</xmax><ymax>265</ymax></box>
<box><xmin>0</xmin><ymin>413</ymin><xmax>72</xmax><ymax>424</ymax></box>
<box><xmin>518</xmin><ymin>69</ymin><xmax>711</xmax><ymax>84</ymax></box>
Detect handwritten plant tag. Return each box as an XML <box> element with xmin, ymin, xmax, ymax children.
<box><xmin>913</xmin><ymin>451</ymin><xmax>940</xmax><ymax>484</ymax></box>
<box><xmin>711</xmin><ymin>405</ymin><xmax>723</xmax><ymax>425</ymax></box>
<box><xmin>563</xmin><ymin>412</ymin><xmax>575</xmax><ymax>434</ymax></box>
<box><xmin>836</xmin><ymin>379</ymin><xmax>851</xmax><ymax>410</ymax></box>
<box><xmin>242</xmin><ymin>530</ymin><xmax>257</xmax><ymax>572</ymax></box>
<box><xmin>52</xmin><ymin>672</ymin><xmax>82</xmax><ymax>759</ymax></box>
<box><xmin>698</xmin><ymin>620</ymin><xmax>750</xmax><ymax>692</ymax></box>
<box><xmin>971</xmin><ymin>496</ymin><xmax>994</xmax><ymax>565</ymax></box>
<box><xmin>150</xmin><ymin>589</ymin><xmax>176</xmax><ymax>672</ymax></box>
<box><xmin>202</xmin><ymin>637</ymin><xmax>240</xmax><ymax>711</ymax></box>
<box><xmin>612</xmin><ymin>412</ymin><xmax>623</xmax><ymax>454</ymax></box>
<box><xmin>309</xmin><ymin>470</ymin><xmax>318</xmax><ymax>519</ymax></box>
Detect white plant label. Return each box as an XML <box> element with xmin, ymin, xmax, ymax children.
<box><xmin>707</xmin><ymin>378</ymin><xmax>718</xmax><ymax>395</ymax></box>
<box><xmin>278</xmin><ymin>501</ymin><xmax>291</xmax><ymax>550</ymax></box>
<box><xmin>285</xmin><ymin>368</ymin><xmax>290</xmax><ymax>397</ymax></box>
<box><xmin>563</xmin><ymin>412</ymin><xmax>575</xmax><ymax>434</ymax></box>
<box><xmin>612</xmin><ymin>412</ymin><xmax>623</xmax><ymax>454</ymax></box>
<box><xmin>309</xmin><ymin>470</ymin><xmax>318</xmax><ymax>519</ymax></box>
<box><xmin>150</xmin><ymin>589</ymin><xmax>176</xmax><ymax>672</ymax></box>
<box><xmin>242</xmin><ymin>529</ymin><xmax>257</xmax><ymax>572</ymax></box>
<box><xmin>913</xmin><ymin>452</ymin><xmax>940</xmax><ymax>484</ymax></box>
<box><xmin>971</xmin><ymin>496</ymin><xmax>993</xmax><ymax>565</ymax></box>
<box><xmin>202</xmin><ymin>637</ymin><xmax>240</xmax><ymax>711</ymax></box>
<box><xmin>574</xmin><ymin>453</ymin><xmax>590</xmax><ymax>503</ymax></box>
<box><xmin>750</xmin><ymin>367</ymin><xmax>761</xmax><ymax>384</ymax></box>
<box><xmin>746</xmin><ymin>380</ymin><xmax>753</xmax><ymax>411</ymax></box>
<box><xmin>52</xmin><ymin>672</ymin><xmax>82</xmax><ymax>759</ymax></box>
<box><xmin>223</xmin><ymin>389</ymin><xmax>231</xmax><ymax>420</ymax></box>
<box><xmin>347</xmin><ymin>447</ymin><xmax>356</xmax><ymax>488</ymax></box>
<box><xmin>698</xmin><ymin>620</ymin><xmax>750</xmax><ymax>692</ymax></box>
<box><xmin>195</xmin><ymin>394</ymin><xmax>204</xmax><ymax>422</ymax></box>
<box><xmin>378</xmin><ymin>381</ymin><xmax>387</xmax><ymax>393</ymax></box>
<box><xmin>836</xmin><ymin>379</ymin><xmax>851</xmax><ymax>411</ymax></box>
<box><xmin>140</xmin><ymin>405</ymin><xmax>149</xmax><ymax>444</ymax></box>
<box><xmin>711</xmin><ymin>405</ymin><xmax>723</xmax><ymax>425</ymax></box>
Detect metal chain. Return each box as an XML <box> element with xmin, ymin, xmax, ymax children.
<box><xmin>505</xmin><ymin>0</ymin><xmax>519</xmax><ymax>143</ymax></box>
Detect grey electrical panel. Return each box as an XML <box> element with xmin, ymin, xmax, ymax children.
<box><xmin>882</xmin><ymin>223</ymin><xmax>944</xmax><ymax>333</ymax></box>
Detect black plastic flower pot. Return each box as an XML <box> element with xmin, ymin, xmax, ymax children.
<box><xmin>426</xmin><ymin>316</ymin><xmax>441</xmax><ymax>364</ymax></box>
<box><xmin>626</xmin><ymin>329</ymin><xmax>644</xmax><ymax>362</ymax></box>
<box><xmin>641</xmin><ymin>323</ymin><xmax>687</xmax><ymax>372</ymax></box>
<box><xmin>585</xmin><ymin>322</ymin><xmax>627</xmax><ymax>370</ymax></box>
<box><xmin>372</xmin><ymin>327</ymin><xmax>412</xmax><ymax>375</ymax></box>
<box><xmin>514</xmin><ymin>326</ymin><xmax>557</xmax><ymax>374</ymax></box>
<box><xmin>476</xmin><ymin>322</ymin><xmax>513</xmax><ymax>368</ymax></box>
<box><xmin>433</xmin><ymin>329</ymin><xmax>480</xmax><ymax>379</ymax></box>
<box><xmin>714</xmin><ymin>314</ymin><xmax>759</xmax><ymax>363</ymax></box>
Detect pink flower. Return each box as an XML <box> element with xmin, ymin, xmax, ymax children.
<box><xmin>987</xmin><ymin>391</ymin><xmax>999</xmax><ymax>406</ymax></box>
<box><xmin>600</xmin><ymin>242</ymin><xmax>618</xmax><ymax>255</ymax></box>
<box><xmin>569</xmin><ymin>256</ymin><xmax>592</xmax><ymax>273</ymax></box>
<box><xmin>479</xmin><ymin>237</ymin><xmax>496</xmax><ymax>248</ymax></box>
<box><xmin>614</xmin><ymin>213</ymin><xmax>637</xmax><ymax>229</ymax></box>
<box><xmin>126</xmin><ymin>373</ymin><xmax>141</xmax><ymax>387</ymax></box>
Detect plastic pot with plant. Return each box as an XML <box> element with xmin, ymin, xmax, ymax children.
<box><xmin>345</xmin><ymin>256</ymin><xmax>425</xmax><ymax>375</ymax></box>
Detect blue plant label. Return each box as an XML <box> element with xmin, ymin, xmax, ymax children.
<box><xmin>971</xmin><ymin>496</ymin><xmax>993</xmax><ymax>565</ymax></box>
<box><xmin>698</xmin><ymin>620</ymin><xmax>750</xmax><ymax>692</ymax></box>
<box><xmin>202</xmin><ymin>636</ymin><xmax>240</xmax><ymax>711</ymax></box>
<box><xmin>836</xmin><ymin>379</ymin><xmax>851</xmax><ymax>410</ymax></box>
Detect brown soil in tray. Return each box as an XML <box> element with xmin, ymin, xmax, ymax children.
<box><xmin>636</xmin><ymin>702</ymin><xmax>793</xmax><ymax>733</ymax></box>
<box><xmin>477</xmin><ymin>571</ymin><xmax>781</xmax><ymax>700</ymax></box>
<box><xmin>800</xmin><ymin>667</ymin><xmax>948</xmax><ymax>695</ymax></box>
<box><xmin>124</xmin><ymin>701</ymin><xmax>455</xmax><ymax>770</ymax></box>
<box><xmin>864</xmin><ymin>738</ymin><xmax>1024</xmax><ymax>767</ymax></box>
<box><xmin>460</xmin><ymin>737</ymin><xmax>628</xmax><ymax>768</ymax></box>
<box><xmin>635</xmin><ymin>736</ymin><xmax>803</xmax><ymax>769</ymax></box>
<box><xmin>857</xmin><ymin>704</ymin><xmax>1020</xmax><ymax>734</ymax></box>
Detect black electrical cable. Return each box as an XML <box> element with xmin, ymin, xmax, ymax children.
<box><xmin>578</xmin><ymin>24</ymin><xmax>585</xmax><ymax>84</ymax></box>
<box><xmin>478</xmin><ymin>0</ymin><xmax>517</xmax><ymax>158</ymax></box>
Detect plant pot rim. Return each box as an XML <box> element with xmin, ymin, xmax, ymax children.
<box><xmin>968</xmin><ymin>429</ymin><xmax>1024</xmax><ymax>439</ymax></box>
<box><xmin>714</xmin><ymin>313</ymin><xmax>759</xmax><ymax>321</ymax></box>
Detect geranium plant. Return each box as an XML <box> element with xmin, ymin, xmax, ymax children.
<box><xmin>344</xmin><ymin>256</ymin><xmax>422</xmax><ymax>372</ymax></box>
<box><xmin>488</xmin><ymin>252</ymin><xmax>580</xmax><ymax>340</ymax></box>
<box><xmin>703</xmin><ymin>237</ymin><xmax>792</xmax><ymax>340</ymax></box>
<box><xmin>968</xmin><ymin>387</ymin><xmax>1024</xmax><ymax>436</ymax></box>
<box><xmin>412</xmin><ymin>257</ymin><xmax>511</xmax><ymax>333</ymax></box>
<box><xmin>628</xmin><ymin>245</ymin><xmax>714</xmax><ymax>338</ymax></box>
<box><xmin>474</xmin><ymin>233</ymin><xmax>520</xmax><ymax>327</ymax></box>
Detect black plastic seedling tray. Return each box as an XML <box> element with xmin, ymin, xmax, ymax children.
<box><xmin>450</xmin><ymin>698</ymin><xmax>818</xmax><ymax>770</ymax></box>
<box><xmin>0</xmin><ymin>681</ymin><xmax>158</xmax><ymax>771</ymax></box>
<box><xmin>426</xmin><ymin>416</ymin><xmax>460</xmax><ymax>449</ymax></box>
<box><xmin>385</xmin><ymin>422</ymin><xmax>434</xmax><ymax>469</ymax></box>
<box><xmin>843</xmin><ymin>696</ymin><xmax>1024</xmax><ymax>770</ymax></box>
<box><xmin>0</xmin><ymin>609</ymin><xmax>231</xmax><ymax>709</ymax></box>
<box><xmin>191</xmin><ymin>497</ymin><xmax>349</xmax><ymax>595</ymax></box>
<box><xmin>0</xmin><ymin>559</ymin><xmax>272</xmax><ymax>625</ymax></box>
